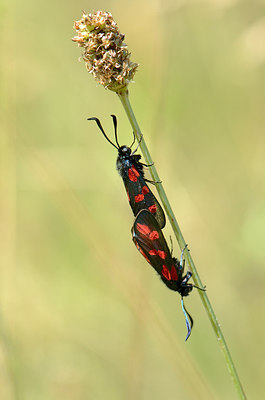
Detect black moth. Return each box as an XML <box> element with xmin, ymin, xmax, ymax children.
<box><xmin>88</xmin><ymin>115</ymin><xmax>166</xmax><ymax>228</ymax></box>
<box><xmin>132</xmin><ymin>209</ymin><xmax>204</xmax><ymax>340</ymax></box>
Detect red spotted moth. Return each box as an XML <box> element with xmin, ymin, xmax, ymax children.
<box><xmin>88</xmin><ymin>115</ymin><xmax>165</xmax><ymax>228</ymax></box>
<box><xmin>132</xmin><ymin>209</ymin><xmax>204</xmax><ymax>340</ymax></box>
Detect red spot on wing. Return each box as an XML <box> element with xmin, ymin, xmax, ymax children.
<box><xmin>135</xmin><ymin>194</ymin><xmax>144</xmax><ymax>203</ymax></box>
<box><xmin>128</xmin><ymin>168</ymin><xmax>137</xmax><ymax>182</ymax></box>
<box><xmin>149</xmin><ymin>249</ymin><xmax>166</xmax><ymax>259</ymax></box>
<box><xmin>132</xmin><ymin>165</ymin><xmax>140</xmax><ymax>176</ymax></box>
<box><xmin>142</xmin><ymin>186</ymin><xmax>149</xmax><ymax>194</ymax></box>
<box><xmin>149</xmin><ymin>250</ymin><xmax>156</xmax><ymax>256</ymax></box>
<box><xmin>128</xmin><ymin>165</ymin><xmax>140</xmax><ymax>182</ymax></box>
<box><xmin>170</xmin><ymin>265</ymin><xmax>178</xmax><ymax>280</ymax></box>
<box><xmin>148</xmin><ymin>204</ymin><xmax>157</xmax><ymax>214</ymax></box>
<box><xmin>137</xmin><ymin>223</ymin><xmax>151</xmax><ymax>236</ymax></box>
<box><xmin>162</xmin><ymin>265</ymin><xmax>171</xmax><ymax>280</ymax></box>
<box><xmin>157</xmin><ymin>250</ymin><xmax>166</xmax><ymax>259</ymax></box>
<box><xmin>149</xmin><ymin>230</ymin><xmax>159</xmax><ymax>241</ymax></box>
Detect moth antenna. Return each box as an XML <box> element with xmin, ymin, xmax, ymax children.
<box><xmin>88</xmin><ymin>117</ymin><xmax>118</xmax><ymax>150</ymax></box>
<box><xmin>181</xmin><ymin>297</ymin><xmax>193</xmax><ymax>341</ymax></box>
<box><xmin>110</xmin><ymin>114</ymin><xmax>121</xmax><ymax>149</ymax></box>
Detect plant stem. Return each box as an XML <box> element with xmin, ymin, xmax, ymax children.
<box><xmin>117</xmin><ymin>88</ymin><xmax>247</xmax><ymax>400</ymax></box>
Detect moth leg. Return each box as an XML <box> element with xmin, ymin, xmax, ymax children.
<box><xmin>145</xmin><ymin>178</ymin><xmax>162</xmax><ymax>185</ymax></box>
<box><xmin>132</xmin><ymin>134</ymin><xmax>143</xmax><ymax>154</ymax></box>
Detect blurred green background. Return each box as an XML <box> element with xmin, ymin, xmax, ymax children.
<box><xmin>1</xmin><ymin>0</ymin><xmax>265</xmax><ymax>399</ymax></box>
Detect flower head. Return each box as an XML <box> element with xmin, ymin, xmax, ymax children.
<box><xmin>72</xmin><ymin>11</ymin><xmax>138</xmax><ymax>92</ymax></box>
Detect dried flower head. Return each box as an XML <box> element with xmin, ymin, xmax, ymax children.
<box><xmin>72</xmin><ymin>11</ymin><xmax>138</xmax><ymax>92</ymax></box>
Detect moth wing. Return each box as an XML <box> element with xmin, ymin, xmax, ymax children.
<box><xmin>132</xmin><ymin>210</ymin><xmax>172</xmax><ymax>278</ymax></box>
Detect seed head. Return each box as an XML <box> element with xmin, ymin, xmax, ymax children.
<box><xmin>72</xmin><ymin>11</ymin><xmax>138</xmax><ymax>92</ymax></box>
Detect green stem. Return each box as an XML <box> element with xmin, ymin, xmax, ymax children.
<box><xmin>117</xmin><ymin>88</ymin><xmax>247</xmax><ymax>400</ymax></box>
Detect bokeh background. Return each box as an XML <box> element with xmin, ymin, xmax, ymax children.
<box><xmin>1</xmin><ymin>0</ymin><xmax>265</xmax><ymax>399</ymax></box>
